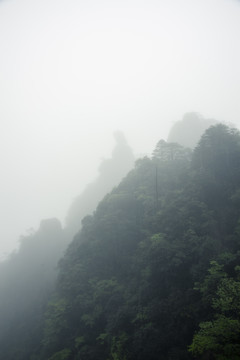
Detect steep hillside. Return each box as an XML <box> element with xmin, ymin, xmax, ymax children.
<box><xmin>40</xmin><ymin>124</ymin><xmax>240</xmax><ymax>360</ymax></box>
<box><xmin>0</xmin><ymin>132</ymin><xmax>135</xmax><ymax>360</ymax></box>
<box><xmin>1</xmin><ymin>124</ymin><xmax>240</xmax><ymax>360</ymax></box>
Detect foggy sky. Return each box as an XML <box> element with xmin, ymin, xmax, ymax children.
<box><xmin>0</xmin><ymin>0</ymin><xmax>240</xmax><ymax>258</ymax></box>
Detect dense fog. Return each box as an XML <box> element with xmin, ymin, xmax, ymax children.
<box><xmin>1</xmin><ymin>2</ymin><xmax>240</xmax><ymax>359</ymax></box>
<box><xmin>0</xmin><ymin>0</ymin><xmax>240</xmax><ymax>258</ymax></box>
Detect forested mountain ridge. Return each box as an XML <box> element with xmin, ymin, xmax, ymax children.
<box><xmin>0</xmin><ymin>132</ymin><xmax>135</xmax><ymax>360</ymax></box>
<box><xmin>1</xmin><ymin>124</ymin><xmax>240</xmax><ymax>360</ymax></box>
<box><xmin>39</xmin><ymin>124</ymin><xmax>240</xmax><ymax>360</ymax></box>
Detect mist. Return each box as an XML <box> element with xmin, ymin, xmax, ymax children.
<box><xmin>1</xmin><ymin>0</ymin><xmax>240</xmax><ymax>257</ymax></box>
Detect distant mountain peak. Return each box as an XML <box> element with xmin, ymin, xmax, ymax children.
<box><xmin>167</xmin><ymin>112</ymin><xmax>218</xmax><ymax>148</ymax></box>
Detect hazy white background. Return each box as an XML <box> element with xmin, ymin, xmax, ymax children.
<box><xmin>0</xmin><ymin>0</ymin><xmax>240</xmax><ymax>258</ymax></box>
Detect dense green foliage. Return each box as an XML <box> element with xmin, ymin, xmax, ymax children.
<box><xmin>1</xmin><ymin>124</ymin><xmax>240</xmax><ymax>359</ymax></box>
<box><xmin>189</xmin><ymin>261</ymin><xmax>240</xmax><ymax>359</ymax></box>
<box><xmin>39</xmin><ymin>124</ymin><xmax>240</xmax><ymax>360</ymax></box>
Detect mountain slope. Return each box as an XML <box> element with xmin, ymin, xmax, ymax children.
<box><xmin>40</xmin><ymin>124</ymin><xmax>240</xmax><ymax>360</ymax></box>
